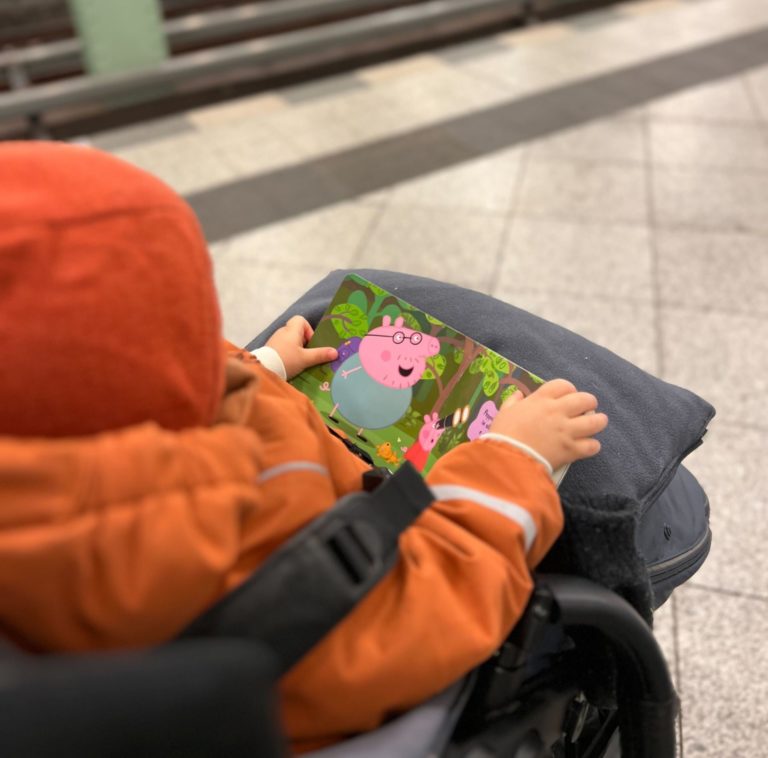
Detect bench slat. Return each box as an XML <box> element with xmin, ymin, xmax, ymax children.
<box><xmin>0</xmin><ymin>0</ymin><xmax>424</xmax><ymax>78</ymax></box>
<box><xmin>0</xmin><ymin>0</ymin><xmax>524</xmax><ymax>120</ymax></box>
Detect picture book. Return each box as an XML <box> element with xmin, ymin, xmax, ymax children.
<box><xmin>291</xmin><ymin>274</ymin><xmax>566</xmax><ymax>482</ymax></box>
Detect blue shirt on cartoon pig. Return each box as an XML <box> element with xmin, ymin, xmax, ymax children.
<box><xmin>329</xmin><ymin>315</ymin><xmax>440</xmax><ymax>432</ymax></box>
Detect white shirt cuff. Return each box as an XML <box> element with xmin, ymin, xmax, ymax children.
<box><xmin>250</xmin><ymin>346</ymin><xmax>287</xmax><ymax>380</ymax></box>
<box><xmin>478</xmin><ymin>433</ymin><xmax>555</xmax><ymax>479</ymax></box>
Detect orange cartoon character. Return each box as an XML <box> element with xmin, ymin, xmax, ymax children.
<box><xmin>375</xmin><ymin>441</ymin><xmax>401</xmax><ymax>466</ymax></box>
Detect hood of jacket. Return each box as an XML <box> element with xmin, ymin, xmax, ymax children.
<box><xmin>0</xmin><ymin>141</ymin><xmax>224</xmax><ymax>438</ymax></box>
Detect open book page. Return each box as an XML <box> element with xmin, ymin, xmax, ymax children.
<box><xmin>291</xmin><ymin>274</ymin><xmax>568</xmax><ymax>484</ymax></box>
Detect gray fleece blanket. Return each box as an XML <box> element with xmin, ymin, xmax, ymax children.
<box><xmin>247</xmin><ymin>268</ymin><xmax>714</xmax><ymax>519</ymax></box>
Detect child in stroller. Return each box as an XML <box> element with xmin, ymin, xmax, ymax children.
<box><xmin>238</xmin><ymin>272</ymin><xmax>713</xmax><ymax>758</ymax></box>
<box><xmin>0</xmin><ymin>142</ymin><xmax>713</xmax><ymax>757</ymax></box>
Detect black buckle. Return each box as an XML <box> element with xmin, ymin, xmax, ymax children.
<box><xmin>362</xmin><ymin>467</ymin><xmax>391</xmax><ymax>492</ymax></box>
<box><xmin>324</xmin><ymin>520</ymin><xmax>379</xmax><ymax>586</ymax></box>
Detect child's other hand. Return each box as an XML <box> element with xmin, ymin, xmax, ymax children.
<box><xmin>266</xmin><ymin>316</ymin><xmax>338</xmax><ymax>380</ymax></box>
<box><xmin>488</xmin><ymin>379</ymin><xmax>608</xmax><ymax>471</ymax></box>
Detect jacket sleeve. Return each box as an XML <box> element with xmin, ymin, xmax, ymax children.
<box><xmin>281</xmin><ymin>436</ymin><xmax>563</xmax><ymax>747</ymax></box>
<box><xmin>0</xmin><ymin>423</ymin><xmax>266</xmax><ymax>652</ymax></box>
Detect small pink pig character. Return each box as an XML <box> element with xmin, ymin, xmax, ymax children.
<box><xmin>467</xmin><ymin>400</ymin><xmax>498</xmax><ymax>441</ymax></box>
<box><xmin>329</xmin><ymin>315</ymin><xmax>440</xmax><ymax>436</ymax></box>
<box><xmin>404</xmin><ymin>412</ymin><xmax>445</xmax><ymax>472</ymax></box>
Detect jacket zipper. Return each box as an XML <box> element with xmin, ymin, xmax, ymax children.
<box><xmin>647</xmin><ymin>527</ymin><xmax>712</xmax><ymax>583</ymax></box>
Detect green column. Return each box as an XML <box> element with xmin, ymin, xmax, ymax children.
<box><xmin>67</xmin><ymin>0</ymin><xmax>169</xmax><ymax>75</ymax></box>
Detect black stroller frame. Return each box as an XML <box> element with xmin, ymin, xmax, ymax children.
<box><xmin>447</xmin><ymin>574</ymin><xmax>678</xmax><ymax>758</ymax></box>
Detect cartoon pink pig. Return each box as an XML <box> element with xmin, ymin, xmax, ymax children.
<box><xmin>329</xmin><ymin>315</ymin><xmax>440</xmax><ymax>435</ymax></box>
<box><xmin>403</xmin><ymin>412</ymin><xmax>445</xmax><ymax>471</ymax></box>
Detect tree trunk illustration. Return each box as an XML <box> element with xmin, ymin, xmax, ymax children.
<box><xmin>431</xmin><ymin>337</ymin><xmax>485</xmax><ymax>417</ymax></box>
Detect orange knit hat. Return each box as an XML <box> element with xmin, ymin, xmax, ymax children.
<box><xmin>0</xmin><ymin>141</ymin><xmax>225</xmax><ymax>437</ymax></box>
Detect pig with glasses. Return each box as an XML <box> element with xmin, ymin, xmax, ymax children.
<box><xmin>329</xmin><ymin>315</ymin><xmax>440</xmax><ymax>437</ymax></box>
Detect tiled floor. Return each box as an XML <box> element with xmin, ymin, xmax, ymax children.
<box><xmin>83</xmin><ymin>0</ymin><xmax>768</xmax><ymax>754</ymax></box>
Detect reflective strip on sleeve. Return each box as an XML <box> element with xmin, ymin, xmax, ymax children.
<box><xmin>429</xmin><ymin>484</ymin><xmax>537</xmax><ymax>551</ymax></box>
<box><xmin>258</xmin><ymin>461</ymin><xmax>329</xmax><ymax>483</ymax></box>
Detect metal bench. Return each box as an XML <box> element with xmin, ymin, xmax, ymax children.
<box><xmin>0</xmin><ymin>0</ymin><xmax>526</xmax><ymax>135</ymax></box>
<box><xmin>0</xmin><ymin>0</ymin><xmax>425</xmax><ymax>85</ymax></box>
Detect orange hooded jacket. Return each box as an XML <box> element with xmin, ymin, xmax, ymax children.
<box><xmin>0</xmin><ymin>142</ymin><xmax>563</xmax><ymax>752</ymax></box>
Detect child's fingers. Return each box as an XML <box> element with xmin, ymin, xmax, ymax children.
<box><xmin>302</xmin><ymin>346</ymin><xmax>338</xmax><ymax>368</ymax></box>
<box><xmin>568</xmin><ymin>412</ymin><xmax>609</xmax><ymax>439</ymax></box>
<box><xmin>285</xmin><ymin>315</ymin><xmax>312</xmax><ymax>343</ymax></box>
<box><xmin>537</xmin><ymin>378</ymin><xmax>578</xmax><ymax>398</ymax></box>
<box><xmin>499</xmin><ymin>388</ymin><xmax>524</xmax><ymax>409</ymax></box>
<box><xmin>558</xmin><ymin>391</ymin><xmax>599</xmax><ymax>417</ymax></box>
<box><xmin>572</xmin><ymin>437</ymin><xmax>602</xmax><ymax>459</ymax></box>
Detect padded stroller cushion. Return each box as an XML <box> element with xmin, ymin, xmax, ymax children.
<box><xmin>248</xmin><ymin>269</ymin><xmax>715</xmax><ymax>515</ymax></box>
<box><xmin>640</xmin><ymin>465</ymin><xmax>711</xmax><ymax>608</ymax></box>
<box><xmin>548</xmin><ymin>492</ymin><xmax>653</xmax><ymax>625</ymax></box>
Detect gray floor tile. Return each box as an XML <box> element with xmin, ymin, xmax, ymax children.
<box><xmin>456</xmin><ymin>48</ymin><xmax>580</xmax><ymax>99</ymax></box>
<box><xmin>517</xmin><ymin>159</ymin><xmax>649</xmax><ymax>225</ymax></box>
<box><xmin>266</xmin><ymin>88</ymin><xmax>413</xmax><ymax>157</ymax></box>
<box><xmin>112</xmin><ymin>132</ymin><xmax>240</xmax><ymax>195</ymax></box>
<box><xmin>498</xmin><ymin>219</ymin><xmax>655</xmax><ymax>300</ymax></box>
<box><xmin>387</xmin><ymin>147</ymin><xmax>524</xmax><ymax>213</ymax></box>
<box><xmin>660</xmin><ymin>306</ymin><xmax>768</xmax><ymax>428</ymax></box>
<box><xmin>198</xmin><ymin>121</ymin><xmax>303</xmax><ymax>178</ymax></box>
<box><xmin>211</xmin><ymin>256</ymin><xmax>332</xmax><ymax>347</ymax></box>
<box><xmin>567</xmin><ymin>7</ymin><xmax>625</xmax><ymax>30</ymax></box>
<box><xmin>647</xmin><ymin>75</ymin><xmax>760</xmax><ymax>122</ymax></box>
<box><xmin>681</xmin><ymin>425</ymin><xmax>768</xmax><ymax>597</ymax></box>
<box><xmin>436</xmin><ymin>38</ymin><xmax>511</xmax><ymax>64</ymax></box>
<box><xmin>549</xmin><ymin>27</ymin><xmax>667</xmax><ymax>75</ymax></box>
<box><xmin>675</xmin><ymin>586</ymin><xmax>768</xmax><ymax>757</ymax></box>
<box><xmin>281</xmin><ymin>73</ymin><xmax>368</xmax><ymax>104</ymax></box>
<box><xmin>497</xmin><ymin>21</ymin><xmax>573</xmax><ymax>47</ymax></box>
<box><xmin>211</xmin><ymin>203</ymin><xmax>380</xmax><ymax>269</ymax></box>
<box><xmin>356</xmin><ymin>206</ymin><xmax>506</xmax><ymax>293</ymax></box>
<box><xmin>265</xmin><ymin>104</ymin><xmax>377</xmax><ymax>158</ymax></box>
<box><xmin>487</xmin><ymin>289</ymin><xmax>659</xmax><ymax>372</ymax></box>
<box><xmin>656</xmin><ymin>229</ymin><xmax>768</xmax><ymax>315</ymax></box>
<box><xmin>321</xmin><ymin>130</ymin><xmax>469</xmax><ymax>200</ymax></box>
<box><xmin>188</xmin><ymin>160</ymin><xmax>352</xmax><ymax>243</ymax></box>
<box><xmin>89</xmin><ymin>115</ymin><xmax>196</xmax><ymax>151</ymax></box>
<box><xmin>187</xmin><ymin>93</ymin><xmax>288</xmax><ymax>128</ymax></box>
<box><xmin>376</xmin><ymin>65</ymin><xmax>510</xmax><ymax>125</ymax></box>
<box><xmin>357</xmin><ymin>53</ymin><xmax>445</xmax><ymax>84</ymax></box>
<box><xmin>528</xmin><ymin>117</ymin><xmax>646</xmax><ymax>164</ymax></box>
<box><xmin>745</xmin><ymin>63</ymin><xmax>768</xmax><ymax>119</ymax></box>
<box><xmin>617</xmin><ymin>0</ymin><xmax>682</xmax><ymax>17</ymax></box>
<box><xmin>652</xmin><ymin>166</ymin><xmax>768</xmax><ymax>232</ymax></box>
<box><xmin>649</xmin><ymin>121</ymin><xmax>768</xmax><ymax>170</ymax></box>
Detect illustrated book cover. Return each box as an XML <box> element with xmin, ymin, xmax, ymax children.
<box><xmin>290</xmin><ymin>274</ymin><xmax>566</xmax><ymax>482</ymax></box>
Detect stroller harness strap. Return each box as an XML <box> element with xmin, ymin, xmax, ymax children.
<box><xmin>180</xmin><ymin>462</ymin><xmax>433</xmax><ymax>675</ymax></box>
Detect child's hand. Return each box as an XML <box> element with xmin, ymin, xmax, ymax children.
<box><xmin>488</xmin><ymin>379</ymin><xmax>608</xmax><ymax>471</ymax></box>
<box><xmin>266</xmin><ymin>316</ymin><xmax>338</xmax><ymax>380</ymax></box>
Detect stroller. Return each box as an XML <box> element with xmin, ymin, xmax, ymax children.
<box><xmin>0</xmin><ymin>271</ymin><xmax>713</xmax><ymax>758</ymax></box>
